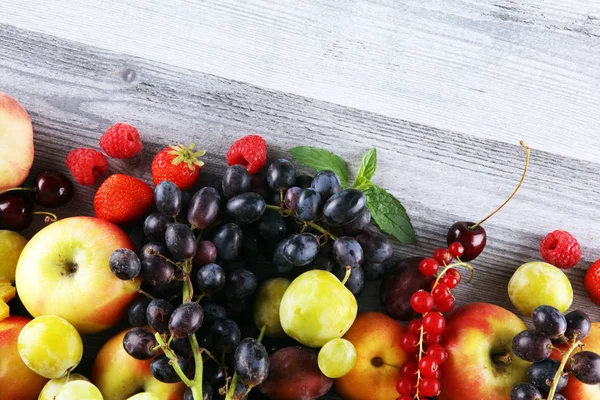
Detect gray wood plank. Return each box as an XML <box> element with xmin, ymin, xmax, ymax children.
<box><xmin>1</xmin><ymin>0</ymin><xmax>600</xmax><ymax>162</ymax></box>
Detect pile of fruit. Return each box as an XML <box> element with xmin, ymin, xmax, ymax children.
<box><xmin>2</xmin><ymin>90</ymin><xmax>600</xmax><ymax>400</ymax></box>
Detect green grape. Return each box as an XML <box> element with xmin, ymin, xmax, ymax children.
<box><xmin>38</xmin><ymin>373</ymin><xmax>89</xmax><ymax>400</ymax></box>
<box><xmin>56</xmin><ymin>380</ymin><xmax>103</xmax><ymax>400</ymax></box>
<box><xmin>318</xmin><ymin>338</ymin><xmax>357</xmax><ymax>378</ymax></box>
<box><xmin>126</xmin><ymin>394</ymin><xmax>161</xmax><ymax>400</ymax></box>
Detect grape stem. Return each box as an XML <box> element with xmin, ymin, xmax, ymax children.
<box><xmin>265</xmin><ymin>204</ymin><xmax>339</xmax><ymax>241</ymax></box>
<box><xmin>547</xmin><ymin>338</ymin><xmax>582</xmax><ymax>400</ymax></box>
<box><xmin>154</xmin><ymin>332</ymin><xmax>194</xmax><ymax>387</ymax></box>
<box><xmin>341</xmin><ymin>266</ymin><xmax>352</xmax><ymax>285</ymax></box>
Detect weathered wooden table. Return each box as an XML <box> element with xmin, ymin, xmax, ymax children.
<box><xmin>2</xmin><ymin>1</ymin><xmax>600</xmax><ymax>398</ymax></box>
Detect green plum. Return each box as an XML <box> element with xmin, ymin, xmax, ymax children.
<box><xmin>254</xmin><ymin>278</ymin><xmax>291</xmax><ymax>338</ymax></box>
<box><xmin>279</xmin><ymin>270</ymin><xmax>357</xmax><ymax>347</ymax></box>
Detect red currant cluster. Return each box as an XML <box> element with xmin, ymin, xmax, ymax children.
<box><xmin>396</xmin><ymin>242</ymin><xmax>472</xmax><ymax>399</ymax></box>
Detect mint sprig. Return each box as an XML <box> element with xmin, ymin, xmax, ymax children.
<box><xmin>289</xmin><ymin>146</ymin><xmax>416</xmax><ymax>244</ymax></box>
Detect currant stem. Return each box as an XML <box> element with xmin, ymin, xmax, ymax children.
<box><xmin>470</xmin><ymin>141</ymin><xmax>530</xmax><ymax>230</ymax></box>
<box><xmin>265</xmin><ymin>204</ymin><xmax>339</xmax><ymax>241</ymax></box>
<box><xmin>0</xmin><ymin>187</ymin><xmax>36</xmax><ymax>196</ymax></box>
<box><xmin>414</xmin><ymin>325</ymin><xmax>426</xmax><ymax>400</ymax></box>
<box><xmin>433</xmin><ymin>261</ymin><xmax>475</xmax><ymax>290</ymax></box>
<box><xmin>547</xmin><ymin>338</ymin><xmax>581</xmax><ymax>400</ymax></box>
<box><xmin>341</xmin><ymin>266</ymin><xmax>352</xmax><ymax>285</ymax></box>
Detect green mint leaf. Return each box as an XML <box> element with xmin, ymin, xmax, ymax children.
<box><xmin>289</xmin><ymin>146</ymin><xmax>349</xmax><ymax>187</ymax></box>
<box><xmin>354</xmin><ymin>148</ymin><xmax>377</xmax><ymax>184</ymax></box>
<box><xmin>362</xmin><ymin>184</ymin><xmax>416</xmax><ymax>244</ymax></box>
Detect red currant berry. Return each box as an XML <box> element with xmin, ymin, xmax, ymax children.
<box><xmin>401</xmin><ymin>362</ymin><xmax>418</xmax><ymax>377</ymax></box>
<box><xmin>409</xmin><ymin>350</ymin><xmax>420</xmax><ymax>364</ymax></box>
<box><xmin>410</xmin><ymin>290</ymin><xmax>435</xmax><ymax>314</ymax></box>
<box><xmin>433</xmin><ymin>368</ymin><xmax>442</xmax><ymax>380</ymax></box>
<box><xmin>407</xmin><ymin>318</ymin><xmax>422</xmax><ymax>336</ymax></box>
<box><xmin>431</xmin><ymin>283</ymin><xmax>451</xmax><ymax>302</ymax></box>
<box><xmin>433</xmin><ymin>248</ymin><xmax>453</xmax><ymax>266</ymax></box>
<box><xmin>419</xmin><ymin>378</ymin><xmax>441</xmax><ymax>397</ymax></box>
<box><xmin>400</xmin><ymin>333</ymin><xmax>419</xmax><ymax>353</ymax></box>
<box><xmin>448</xmin><ymin>242</ymin><xmax>465</xmax><ymax>258</ymax></box>
<box><xmin>422</xmin><ymin>312</ymin><xmax>446</xmax><ymax>335</ymax></box>
<box><xmin>418</xmin><ymin>356</ymin><xmax>439</xmax><ymax>378</ymax></box>
<box><xmin>426</xmin><ymin>344</ymin><xmax>448</xmax><ymax>365</ymax></box>
<box><xmin>435</xmin><ymin>294</ymin><xmax>455</xmax><ymax>313</ymax></box>
<box><xmin>440</xmin><ymin>274</ymin><xmax>459</xmax><ymax>289</ymax></box>
<box><xmin>396</xmin><ymin>376</ymin><xmax>417</xmax><ymax>395</ymax></box>
<box><xmin>419</xmin><ymin>258</ymin><xmax>439</xmax><ymax>276</ymax></box>
<box><xmin>423</xmin><ymin>332</ymin><xmax>443</xmax><ymax>345</ymax></box>
<box><xmin>398</xmin><ymin>396</ymin><xmax>414</xmax><ymax>400</ymax></box>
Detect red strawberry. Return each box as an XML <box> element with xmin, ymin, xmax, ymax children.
<box><xmin>152</xmin><ymin>143</ymin><xmax>205</xmax><ymax>190</ymax></box>
<box><xmin>585</xmin><ymin>260</ymin><xmax>600</xmax><ymax>305</ymax></box>
<box><xmin>94</xmin><ymin>174</ymin><xmax>153</xmax><ymax>224</ymax></box>
<box><xmin>226</xmin><ymin>135</ymin><xmax>267</xmax><ymax>174</ymax></box>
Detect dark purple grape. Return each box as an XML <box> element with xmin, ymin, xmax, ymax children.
<box><xmin>171</xmin><ymin>336</ymin><xmax>193</xmax><ymax>360</ymax></box>
<box><xmin>226</xmin><ymin>192</ymin><xmax>266</xmax><ymax>225</ymax></box>
<box><xmin>307</xmin><ymin>245</ymin><xmax>335</xmax><ymax>272</ymax></box>
<box><xmin>140</xmin><ymin>257</ymin><xmax>174</xmax><ymax>286</ymax></box>
<box><xmin>259</xmin><ymin>210</ymin><xmax>287</xmax><ymax>241</ymax></box>
<box><xmin>183</xmin><ymin>383</ymin><xmax>213</xmax><ymax>400</ymax></box>
<box><xmin>332</xmin><ymin>236</ymin><xmax>364</xmax><ymax>268</ymax></box>
<box><xmin>123</xmin><ymin>327</ymin><xmax>158</xmax><ymax>360</ymax></box>
<box><xmin>234</xmin><ymin>337</ymin><xmax>270</xmax><ymax>386</ymax></box>
<box><xmin>267</xmin><ymin>159</ymin><xmax>296</xmax><ymax>191</ymax></box>
<box><xmin>284</xmin><ymin>187</ymin><xmax>302</xmax><ymax>211</ymax></box>
<box><xmin>196</xmin><ymin>263</ymin><xmax>226</xmax><ymax>295</ymax></box>
<box><xmin>355</xmin><ymin>229</ymin><xmax>393</xmax><ymax>263</ymax></box>
<box><xmin>210</xmin><ymin>319</ymin><xmax>241</xmax><ymax>353</ymax></box>
<box><xmin>528</xmin><ymin>359</ymin><xmax>568</xmax><ymax>393</ymax></box>
<box><xmin>295</xmin><ymin>188</ymin><xmax>322</xmax><ymax>222</ymax></box>
<box><xmin>251</xmin><ymin>173</ymin><xmax>270</xmax><ymax>199</ymax></box>
<box><xmin>552</xmin><ymin>395</ymin><xmax>566</xmax><ymax>400</ymax></box>
<box><xmin>512</xmin><ymin>330</ymin><xmax>552</xmax><ymax>362</ymax></box>
<box><xmin>169</xmin><ymin>302</ymin><xmax>204</xmax><ymax>339</ymax></box>
<box><xmin>568</xmin><ymin>350</ymin><xmax>600</xmax><ymax>384</ymax></box>
<box><xmin>510</xmin><ymin>383</ymin><xmax>542</xmax><ymax>400</ymax></box>
<box><xmin>0</xmin><ymin>193</ymin><xmax>33</xmax><ymax>231</ymax></box>
<box><xmin>140</xmin><ymin>242</ymin><xmax>166</xmax><ymax>261</ymax></box>
<box><xmin>128</xmin><ymin>297</ymin><xmax>151</xmax><ymax>327</ymax></box>
<box><xmin>154</xmin><ymin>180</ymin><xmax>182</xmax><ymax>217</ymax></box>
<box><xmin>565</xmin><ymin>310</ymin><xmax>591</xmax><ymax>340</ymax></box>
<box><xmin>222</xmin><ymin>269</ymin><xmax>257</xmax><ymax>301</ymax></box>
<box><xmin>33</xmin><ymin>171</ymin><xmax>74</xmax><ymax>207</ymax></box>
<box><xmin>222</xmin><ymin>165</ymin><xmax>252</xmax><ymax>199</ymax></box>
<box><xmin>333</xmin><ymin>265</ymin><xmax>365</xmax><ymax>296</ymax></box>
<box><xmin>212</xmin><ymin>223</ymin><xmax>243</xmax><ymax>261</ymax></box>
<box><xmin>363</xmin><ymin>261</ymin><xmax>387</xmax><ymax>281</ymax></box>
<box><xmin>283</xmin><ymin>233</ymin><xmax>320</xmax><ymax>266</ymax></box>
<box><xmin>187</xmin><ymin>186</ymin><xmax>221</xmax><ymax>229</ymax></box>
<box><xmin>151</xmin><ymin>353</ymin><xmax>188</xmax><ymax>383</ymax></box>
<box><xmin>143</xmin><ymin>213</ymin><xmax>171</xmax><ymax>242</ymax></box>
<box><xmin>146</xmin><ymin>299</ymin><xmax>175</xmax><ymax>333</ymax></box>
<box><xmin>193</xmin><ymin>240</ymin><xmax>217</xmax><ymax>266</ymax></box>
<box><xmin>165</xmin><ymin>223</ymin><xmax>197</xmax><ymax>260</ymax></box>
<box><xmin>204</xmin><ymin>358</ymin><xmax>227</xmax><ymax>387</ymax></box>
<box><xmin>337</xmin><ymin>208</ymin><xmax>371</xmax><ymax>236</ymax></box>
<box><xmin>109</xmin><ymin>248</ymin><xmax>141</xmax><ymax>280</ymax></box>
<box><xmin>273</xmin><ymin>237</ymin><xmax>295</xmax><ymax>273</ymax></box>
<box><xmin>202</xmin><ymin>302</ymin><xmax>228</xmax><ymax>326</ymax></box>
<box><xmin>310</xmin><ymin>170</ymin><xmax>341</xmax><ymax>201</ymax></box>
<box><xmin>295</xmin><ymin>174</ymin><xmax>313</xmax><ymax>189</ymax></box>
<box><xmin>322</xmin><ymin>189</ymin><xmax>366</xmax><ymax>226</ymax></box>
<box><xmin>532</xmin><ymin>305</ymin><xmax>567</xmax><ymax>338</ymax></box>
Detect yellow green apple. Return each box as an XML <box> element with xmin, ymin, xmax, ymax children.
<box><xmin>15</xmin><ymin>216</ymin><xmax>140</xmax><ymax>334</ymax></box>
<box><xmin>92</xmin><ymin>329</ymin><xmax>186</xmax><ymax>400</ymax></box>
<box><xmin>0</xmin><ymin>230</ymin><xmax>27</xmax><ymax>282</ymax></box>
<box><xmin>438</xmin><ymin>303</ymin><xmax>531</xmax><ymax>400</ymax></box>
<box><xmin>0</xmin><ymin>92</ymin><xmax>34</xmax><ymax>191</ymax></box>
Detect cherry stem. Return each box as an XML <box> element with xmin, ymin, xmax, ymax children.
<box><xmin>265</xmin><ymin>204</ymin><xmax>339</xmax><ymax>241</ymax></box>
<box><xmin>0</xmin><ymin>187</ymin><xmax>35</xmax><ymax>196</ymax></box>
<box><xmin>433</xmin><ymin>260</ymin><xmax>475</xmax><ymax>290</ymax></box>
<box><xmin>33</xmin><ymin>211</ymin><xmax>58</xmax><ymax>223</ymax></box>
<box><xmin>341</xmin><ymin>266</ymin><xmax>352</xmax><ymax>285</ymax></box>
<box><xmin>470</xmin><ymin>141</ymin><xmax>530</xmax><ymax>230</ymax></box>
<box><xmin>547</xmin><ymin>338</ymin><xmax>581</xmax><ymax>400</ymax></box>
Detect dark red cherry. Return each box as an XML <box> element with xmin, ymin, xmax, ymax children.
<box><xmin>0</xmin><ymin>194</ymin><xmax>33</xmax><ymax>231</ymax></box>
<box><xmin>446</xmin><ymin>221</ymin><xmax>486</xmax><ymax>261</ymax></box>
<box><xmin>33</xmin><ymin>171</ymin><xmax>74</xmax><ymax>207</ymax></box>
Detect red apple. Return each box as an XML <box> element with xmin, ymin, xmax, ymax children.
<box><xmin>0</xmin><ymin>92</ymin><xmax>34</xmax><ymax>191</ymax></box>
<box><xmin>0</xmin><ymin>316</ymin><xmax>49</xmax><ymax>399</ymax></box>
<box><xmin>438</xmin><ymin>303</ymin><xmax>530</xmax><ymax>400</ymax></box>
<box><xmin>92</xmin><ymin>329</ymin><xmax>186</xmax><ymax>400</ymax></box>
<box><xmin>15</xmin><ymin>216</ymin><xmax>140</xmax><ymax>334</ymax></box>
<box><xmin>561</xmin><ymin>322</ymin><xmax>600</xmax><ymax>399</ymax></box>
<box><xmin>335</xmin><ymin>312</ymin><xmax>408</xmax><ymax>400</ymax></box>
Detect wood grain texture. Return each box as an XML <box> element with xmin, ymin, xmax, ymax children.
<box><xmin>1</xmin><ymin>22</ymin><xmax>600</xmax><ymax>397</ymax></box>
<box><xmin>2</xmin><ymin>0</ymin><xmax>600</xmax><ymax>162</ymax></box>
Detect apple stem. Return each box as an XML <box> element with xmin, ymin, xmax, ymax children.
<box><xmin>547</xmin><ymin>338</ymin><xmax>581</xmax><ymax>400</ymax></box>
<box><xmin>341</xmin><ymin>266</ymin><xmax>352</xmax><ymax>285</ymax></box>
<box><xmin>265</xmin><ymin>204</ymin><xmax>339</xmax><ymax>241</ymax></box>
<box><xmin>470</xmin><ymin>141</ymin><xmax>530</xmax><ymax>230</ymax></box>
<box><xmin>491</xmin><ymin>353</ymin><xmax>512</xmax><ymax>365</ymax></box>
<box><xmin>0</xmin><ymin>187</ymin><xmax>35</xmax><ymax>196</ymax></box>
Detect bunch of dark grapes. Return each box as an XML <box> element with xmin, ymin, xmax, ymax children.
<box><xmin>108</xmin><ymin>158</ymin><xmax>394</xmax><ymax>400</ymax></box>
<box><xmin>510</xmin><ymin>306</ymin><xmax>599</xmax><ymax>400</ymax></box>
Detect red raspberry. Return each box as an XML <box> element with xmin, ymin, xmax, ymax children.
<box><xmin>100</xmin><ymin>123</ymin><xmax>143</xmax><ymax>159</ymax></box>
<box><xmin>584</xmin><ymin>260</ymin><xmax>600</xmax><ymax>305</ymax></box>
<box><xmin>226</xmin><ymin>135</ymin><xmax>267</xmax><ymax>174</ymax></box>
<box><xmin>66</xmin><ymin>148</ymin><xmax>108</xmax><ymax>185</ymax></box>
<box><xmin>539</xmin><ymin>230</ymin><xmax>581</xmax><ymax>269</ymax></box>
